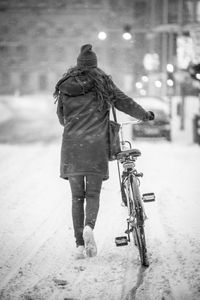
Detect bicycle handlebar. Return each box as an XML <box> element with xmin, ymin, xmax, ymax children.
<box><xmin>119</xmin><ymin>119</ymin><xmax>143</xmax><ymax>126</ymax></box>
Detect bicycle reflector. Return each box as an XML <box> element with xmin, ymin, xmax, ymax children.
<box><xmin>142</xmin><ymin>193</ymin><xmax>155</xmax><ymax>202</ymax></box>
<box><xmin>115</xmin><ymin>236</ymin><xmax>128</xmax><ymax>246</ymax></box>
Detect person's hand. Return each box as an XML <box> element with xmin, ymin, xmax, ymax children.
<box><xmin>146</xmin><ymin>111</ymin><xmax>155</xmax><ymax>121</ymax></box>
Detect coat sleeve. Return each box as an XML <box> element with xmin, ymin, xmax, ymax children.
<box><xmin>56</xmin><ymin>93</ymin><xmax>65</xmax><ymax>126</ymax></box>
<box><xmin>111</xmin><ymin>84</ymin><xmax>149</xmax><ymax>121</ymax></box>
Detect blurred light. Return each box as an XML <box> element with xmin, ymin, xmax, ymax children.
<box><xmin>122</xmin><ymin>32</ymin><xmax>132</xmax><ymax>40</ymax></box>
<box><xmin>167</xmin><ymin>79</ymin><xmax>174</xmax><ymax>87</ymax></box>
<box><xmin>155</xmin><ymin>80</ymin><xmax>162</xmax><ymax>88</ymax></box>
<box><xmin>167</xmin><ymin>63</ymin><xmax>174</xmax><ymax>73</ymax></box>
<box><xmin>140</xmin><ymin>89</ymin><xmax>146</xmax><ymax>95</ymax></box>
<box><xmin>141</xmin><ymin>75</ymin><xmax>149</xmax><ymax>82</ymax></box>
<box><xmin>123</xmin><ymin>24</ymin><xmax>132</xmax><ymax>40</ymax></box>
<box><xmin>177</xmin><ymin>36</ymin><xmax>194</xmax><ymax>69</ymax></box>
<box><xmin>189</xmin><ymin>64</ymin><xmax>200</xmax><ymax>81</ymax></box>
<box><xmin>135</xmin><ymin>82</ymin><xmax>143</xmax><ymax>89</ymax></box>
<box><xmin>196</xmin><ymin>73</ymin><xmax>200</xmax><ymax>80</ymax></box>
<box><xmin>98</xmin><ymin>31</ymin><xmax>107</xmax><ymax>40</ymax></box>
<box><xmin>143</xmin><ymin>53</ymin><xmax>159</xmax><ymax>71</ymax></box>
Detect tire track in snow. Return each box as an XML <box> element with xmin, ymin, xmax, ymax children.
<box><xmin>125</xmin><ymin>266</ymin><xmax>147</xmax><ymax>300</ymax></box>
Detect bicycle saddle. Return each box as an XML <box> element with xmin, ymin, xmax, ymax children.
<box><xmin>117</xmin><ymin>149</ymin><xmax>141</xmax><ymax>159</ymax></box>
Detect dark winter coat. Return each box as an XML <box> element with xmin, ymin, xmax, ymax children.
<box><xmin>56</xmin><ymin>74</ymin><xmax>149</xmax><ymax>181</ymax></box>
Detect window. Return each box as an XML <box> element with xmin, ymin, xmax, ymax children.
<box><xmin>75</xmin><ymin>0</ymin><xmax>84</xmax><ymax>3</ymax></box>
<box><xmin>134</xmin><ymin>1</ymin><xmax>147</xmax><ymax>18</ymax></box>
<box><xmin>196</xmin><ymin>0</ymin><xmax>200</xmax><ymax>21</ymax></box>
<box><xmin>39</xmin><ymin>74</ymin><xmax>48</xmax><ymax>91</ymax></box>
<box><xmin>20</xmin><ymin>72</ymin><xmax>29</xmax><ymax>87</ymax></box>
<box><xmin>56</xmin><ymin>46</ymin><xmax>65</xmax><ymax>60</ymax></box>
<box><xmin>38</xmin><ymin>27</ymin><xmax>47</xmax><ymax>36</ymax></box>
<box><xmin>34</xmin><ymin>26</ymin><xmax>48</xmax><ymax>38</ymax></box>
<box><xmin>123</xmin><ymin>0</ymin><xmax>134</xmax><ymax>9</ymax></box>
<box><xmin>0</xmin><ymin>72</ymin><xmax>10</xmax><ymax>89</ymax></box>
<box><xmin>168</xmin><ymin>0</ymin><xmax>178</xmax><ymax>23</ymax></box>
<box><xmin>0</xmin><ymin>0</ymin><xmax>8</xmax><ymax>11</ymax></box>
<box><xmin>0</xmin><ymin>45</ymin><xmax>10</xmax><ymax>61</ymax></box>
<box><xmin>184</xmin><ymin>0</ymin><xmax>197</xmax><ymax>22</ymax></box>
<box><xmin>134</xmin><ymin>1</ymin><xmax>148</xmax><ymax>26</ymax></box>
<box><xmin>109</xmin><ymin>0</ymin><xmax>120</xmax><ymax>11</ymax></box>
<box><xmin>0</xmin><ymin>45</ymin><xmax>8</xmax><ymax>55</ymax></box>
<box><xmin>87</xmin><ymin>0</ymin><xmax>101</xmax><ymax>5</ymax></box>
<box><xmin>35</xmin><ymin>45</ymin><xmax>47</xmax><ymax>61</ymax></box>
<box><xmin>16</xmin><ymin>45</ymin><xmax>28</xmax><ymax>60</ymax></box>
<box><xmin>0</xmin><ymin>25</ymin><xmax>9</xmax><ymax>35</ymax></box>
<box><xmin>56</xmin><ymin>27</ymin><xmax>65</xmax><ymax>35</ymax></box>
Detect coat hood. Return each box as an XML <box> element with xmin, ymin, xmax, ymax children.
<box><xmin>58</xmin><ymin>74</ymin><xmax>94</xmax><ymax>96</ymax></box>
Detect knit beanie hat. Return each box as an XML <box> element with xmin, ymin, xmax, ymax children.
<box><xmin>77</xmin><ymin>44</ymin><xmax>97</xmax><ymax>68</ymax></box>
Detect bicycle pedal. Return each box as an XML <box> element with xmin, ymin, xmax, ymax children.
<box><xmin>115</xmin><ymin>236</ymin><xmax>128</xmax><ymax>246</ymax></box>
<box><xmin>142</xmin><ymin>193</ymin><xmax>155</xmax><ymax>202</ymax></box>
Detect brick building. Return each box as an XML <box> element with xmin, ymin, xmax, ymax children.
<box><xmin>0</xmin><ymin>0</ymin><xmax>135</xmax><ymax>95</ymax></box>
<box><xmin>0</xmin><ymin>0</ymin><xmax>199</xmax><ymax>96</ymax></box>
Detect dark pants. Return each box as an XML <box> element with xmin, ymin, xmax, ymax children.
<box><xmin>68</xmin><ymin>175</ymin><xmax>103</xmax><ymax>246</ymax></box>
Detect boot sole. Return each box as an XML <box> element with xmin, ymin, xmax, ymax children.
<box><xmin>83</xmin><ymin>229</ymin><xmax>97</xmax><ymax>257</ymax></box>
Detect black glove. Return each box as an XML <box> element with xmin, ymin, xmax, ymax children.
<box><xmin>146</xmin><ymin>111</ymin><xmax>155</xmax><ymax>121</ymax></box>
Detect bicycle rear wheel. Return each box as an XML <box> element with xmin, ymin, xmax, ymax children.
<box><xmin>133</xmin><ymin>226</ymin><xmax>149</xmax><ymax>267</ymax></box>
<box><xmin>130</xmin><ymin>175</ymin><xmax>149</xmax><ymax>267</ymax></box>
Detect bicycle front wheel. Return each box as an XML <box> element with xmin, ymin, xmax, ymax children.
<box><xmin>130</xmin><ymin>175</ymin><xmax>149</xmax><ymax>267</ymax></box>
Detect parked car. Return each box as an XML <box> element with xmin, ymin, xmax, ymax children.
<box><xmin>132</xmin><ymin>96</ymin><xmax>171</xmax><ymax>141</ymax></box>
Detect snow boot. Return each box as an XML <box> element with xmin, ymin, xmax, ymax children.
<box><xmin>75</xmin><ymin>245</ymin><xmax>85</xmax><ymax>259</ymax></box>
<box><xmin>83</xmin><ymin>225</ymin><xmax>97</xmax><ymax>257</ymax></box>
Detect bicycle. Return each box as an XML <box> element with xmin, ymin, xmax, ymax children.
<box><xmin>115</xmin><ymin>120</ymin><xmax>155</xmax><ymax>267</ymax></box>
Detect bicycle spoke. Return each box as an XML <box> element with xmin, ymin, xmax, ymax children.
<box><xmin>130</xmin><ymin>176</ymin><xmax>149</xmax><ymax>267</ymax></box>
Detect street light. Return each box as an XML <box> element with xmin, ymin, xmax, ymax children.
<box><xmin>189</xmin><ymin>64</ymin><xmax>200</xmax><ymax>81</ymax></box>
<box><xmin>166</xmin><ymin>63</ymin><xmax>174</xmax><ymax>87</ymax></box>
<box><xmin>140</xmin><ymin>89</ymin><xmax>146</xmax><ymax>95</ymax></box>
<box><xmin>135</xmin><ymin>82</ymin><xmax>143</xmax><ymax>89</ymax></box>
<box><xmin>141</xmin><ymin>75</ymin><xmax>149</xmax><ymax>82</ymax></box>
<box><xmin>167</xmin><ymin>78</ymin><xmax>174</xmax><ymax>87</ymax></box>
<box><xmin>122</xmin><ymin>24</ymin><xmax>132</xmax><ymax>40</ymax></box>
<box><xmin>98</xmin><ymin>31</ymin><xmax>107</xmax><ymax>40</ymax></box>
<box><xmin>122</xmin><ymin>32</ymin><xmax>132</xmax><ymax>40</ymax></box>
<box><xmin>196</xmin><ymin>73</ymin><xmax>200</xmax><ymax>80</ymax></box>
<box><xmin>155</xmin><ymin>80</ymin><xmax>162</xmax><ymax>88</ymax></box>
<box><xmin>167</xmin><ymin>63</ymin><xmax>174</xmax><ymax>73</ymax></box>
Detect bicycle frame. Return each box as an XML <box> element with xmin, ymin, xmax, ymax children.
<box><xmin>118</xmin><ymin>150</ymin><xmax>146</xmax><ymax>230</ymax></box>
<box><xmin>115</xmin><ymin>120</ymin><xmax>155</xmax><ymax>267</ymax></box>
<box><xmin>123</xmin><ymin>164</ymin><xmax>147</xmax><ymax>234</ymax></box>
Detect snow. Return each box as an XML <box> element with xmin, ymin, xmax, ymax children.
<box><xmin>0</xmin><ymin>140</ymin><xmax>200</xmax><ymax>300</ymax></box>
<box><xmin>171</xmin><ymin>96</ymin><xmax>200</xmax><ymax>144</ymax></box>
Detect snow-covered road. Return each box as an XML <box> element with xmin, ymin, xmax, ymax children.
<box><xmin>0</xmin><ymin>141</ymin><xmax>200</xmax><ymax>300</ymax></box>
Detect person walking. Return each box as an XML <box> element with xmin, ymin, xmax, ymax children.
<box><xmin>54</xmin><ymin>44</ymin><xmax>154</xmax><ymax>259</ymax></box>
